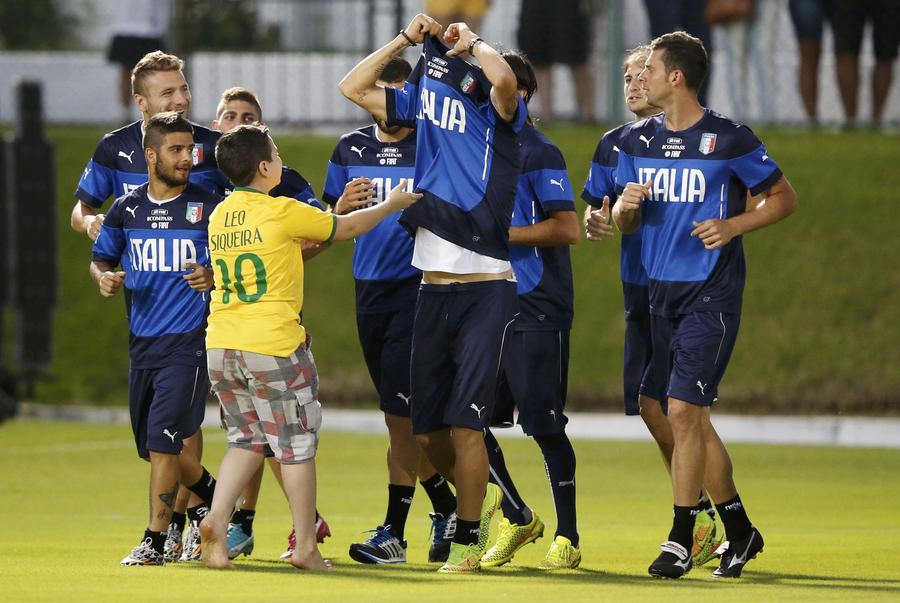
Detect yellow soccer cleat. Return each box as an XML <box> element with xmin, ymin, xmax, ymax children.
<box><xmin>477</xmin><ymin>483</ymin><xmax>503</xmax><ymax>553</ymax></box>
<box><xmin>481</xmin><ymin>511</ymin><xmax>545</xmax><ymax>567</ymax></box>
<box><xmin>438</xmin><ymin>542</ymin><xmax>482</xmax><ymax>573</ymax></box>
<box><xmin>691</xmin><ymin>511</ymin><xmax>724</xmax><ymax>567</ymax></box>
<box><xmin>538</xmin><ymin>535</ymin><xmax>582</xmax><ymax>570</ymax></box>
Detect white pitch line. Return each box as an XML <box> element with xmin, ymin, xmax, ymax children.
<box><xmin>14</xmin><ymin>404</ymin><xmax>900</xmax><ymax>449</ymax></box>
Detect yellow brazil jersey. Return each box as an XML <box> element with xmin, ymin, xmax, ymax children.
<box><xmin>206</xmin><ymin>187</ymin><xmax>337</xmax><ymax>357</ymax></box>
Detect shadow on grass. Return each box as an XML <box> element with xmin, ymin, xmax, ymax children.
<box><xmin>205</xmin><ymin>560</ymin><xmax>900</xmax><ymax>593</ymax></box>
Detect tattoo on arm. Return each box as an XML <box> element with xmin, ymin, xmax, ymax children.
<box><xmin>156</xmin><ymin>484</ymin><xmax>180</xmax><ymax>521</ymax></box>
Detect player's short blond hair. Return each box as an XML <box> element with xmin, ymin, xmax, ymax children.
<box><xmin>216</xmin><ymin>87</ymin><xmax>263</xmax><ymax>121</ymax></box>
<box><xmin>131</xmin><ymin>51</ymin><xmax>185</xmax><ymax>96</ymax></box>
<box><xmin>623</xmin><ymin>45</ymin><xmax>651</xmax><ymax>72</ymax></box>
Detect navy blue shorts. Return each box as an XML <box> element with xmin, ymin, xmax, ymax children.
<box><xmin>410</xmin><ymin>280</ymin><xmax>518</xmax><ymax>434</ymax></box>
<box><xmin>493</xmin><ymin>330</ymin><xmax>569</xmax><ymax>436</ymax></box>
<box><xmin>129</xmin><ymin>364</ymin><xmax>208</xmax><ymax>459</ymax></box>
<box><xmin>649</xmin><ymin>312</ymin><xmax>741</xmax><ymax>407</ymax></box>
<box><xmin>623</xmin><ymin>282</ymin><xmax>653</xmax><ymax>416</ymax></box>
<box><xmin>357</xmin><ymin>308</ymin><xmax>415</xmax><ymax>417</ymax></box>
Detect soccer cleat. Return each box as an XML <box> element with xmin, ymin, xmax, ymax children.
<box><xmin>481</xmin><ymin>511</ymin><xmax>545</xmax><ymax>567</ymax></box>
<box><xmin>711</xmin><ymin>526</ymin><xmax>764</xmax><ymax>578</ymax></box>
<box><xmin>226</xmin><ymin>523</ymin><xmax>255</xmax><ymax>560</ymax></box>
<box><xmin>316</xmin><ymin>511</ymin><xmax>332</xmax><ymax>543</ymax></box>
<box><xmin>179</xmin><ymin>520</ymin><xmax>202</xmax><ymax>562</ymax></box>
<box><xmin>538</xmin><ymin>535</ymin><xmax>582</xmax><ymax>570</ymax></box>
<box><xmin>648</xmin><ymin>540</ymin><xmax>693</xmax><ymax>579</ymax></box>
<box><xmin>280</xmin><ymin>529</ymin><xmax>296</xmax><ymax>560</ymax></box>
<box><xmin>280</xmin><ymin>513</ymin><xmax>332</xmax><ymax>560</ymax></box>
<box><xmin>120</xmin><ymin>537</ymin><xmax>165</xmax><ymax>566</ymax></box>
<box><xmin>477</xmin><ymin>483</ymin><xmax>503</xmax><ymax>553</ymax></box>
<box><xmin>691</xmin><ymin>511</ymin><xmax>724</xmax><ymax>567</ymax></box>
<box><xmin>163</xmin><ymin>523</ymin><xmax>183</xmax><ymax>562</ymax></box>
<box><xmin>428</xmin><ymin>511</ymin><xmax>457</xmax><ymax>563</ymax></box>
<box><xmin>348</xmin><ymin>525</ymin><xmax>408</xmax><ymax>564</ymax></box>
<box><xmin>437</xmin><ymin>542</ymin><xmax>481</xmax><ymax>573</ymax></box>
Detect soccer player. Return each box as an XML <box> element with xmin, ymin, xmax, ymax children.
<box><xmin>338</xmin><ymin>14</ymin><xmax>527</xmax><ymax>572</ymax></box>
<box><xmin>73</xmin><ymin>51</ymin><xmax>226</xmax><ymax>240</ymax></box>
<box><xmin>73</xmin><ymin>50</ymin><xmax>226</xmax><ymax>562</ymax></box>
<box><xmin>613</xmin><ymin>32</ymin><xmax>798</xmax><ymax>579</ymax></box>
<box><xmin>90</xmin><ymin>112</ymin><xmax>221</xmax><ymax>566</ymax></box>
<box><xmin>582</xmin><ymin>45</ymin><xmax>724</xmax><ymax>568</ymax></box>
<box><xmin>209</xmin><ymin>86</ymin><xmax>332</xmax><ymax>560</ymax></box>
<box><xmin>199</xmin><ymin>124</ymin><xmax>421</xmax><ymax>570</ymax></box>
<box><xmin>477</xmin><ymin>51</ymin><xmax>582</xmax><ymax>570</ymax></box>
<box><xmin>325</xmin><ymin>57</ymin><xmax>458</xmax><ymax>565</ymax></box>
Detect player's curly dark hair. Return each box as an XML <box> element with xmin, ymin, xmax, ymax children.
<box><xmin>215</xmin><ymin>124</ymin><xmax>274</xmax><ymax>187</ymax></box>
<box><xmin>501</xmin><ymin>50</ymin><xmax>537</xmax><ymax>105</ymax></box>
<box><xmin>379</xmin><ymin>57</ymin><xmax>412</xmax><ymax>84</ymax></box>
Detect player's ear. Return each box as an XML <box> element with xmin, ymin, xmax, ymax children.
<box><xmin>144</xmin><ymin>146</ymin><xmax>155</xmax><ymax>166</ymax></box>
<box><xmin>134</xmin><ymin>93</ymin><xmax>148</xmax><ymax>114</ymax></box>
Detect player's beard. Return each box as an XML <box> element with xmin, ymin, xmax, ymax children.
<box><xmin>155</xmin><ymin>162</ymin><xmax>189</xmax><ymax>188</ymax></box>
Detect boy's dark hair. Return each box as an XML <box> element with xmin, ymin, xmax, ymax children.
<box><xmin>143</xmin><ymin>111</ymin><xmax>194</xmax><ymax>151</ymax></box>
<box><xmin>379</xmin><ymin>57</ymin><xmax>412</xmax><ymax>84</ymax></box>
<box><xmin>215</xmin><ymin>124</ymin><xmax>273</xmax><ymax>187</ymax></box>
<box><xmin>650</xmin><ymin>31</ymin><xmax>708</xmax><ymax>92</ymax></box>
<box><xmin>502</xmin><ymin>50</ymin><xmax>538</xmax><ymax>105</ymax></box>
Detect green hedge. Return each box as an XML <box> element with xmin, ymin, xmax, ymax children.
<box><xmin>28</xmin><ymin>125</ymin><xmax>900</xmax><ymax>414</ymax></box>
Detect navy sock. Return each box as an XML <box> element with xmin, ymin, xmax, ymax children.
<box><xmin>186</xmin><ymin>467</ymin><xmax>216</xmax><ymax>507</ymax></box>
<box><xmin>384</xmin><ymin>484</ymin><xmax>416</xmax><ymax>540</ymax></box>
<box><xmin>484</xmin><ymin>429</ymin><xmax>528</xmax><ymax>525</ymax></box>
<box><xmin>231</xmin><ymin>508</ymin><xmax>255</xmax><ymax>535</ymax></box>
<box><xmin>534</xmin><ymin>431</ymin><xmax>579</xmax><ymax>546</ymax></box>
<box><xmin>170</xmin><ymin>511</ymin><xmax>186</xmax><ymax>532</ymax></box>
<box><xmin>716</xmin><ymin>494</ymin><xmax>753</xmax><ymax>542</ymax></box>
<box><xmin>454</xmin><ymin>518</ymin><xmax>480</xmax><ymax>545</ymax></box>
<box><xmin>144</xmin><ymin>529</ymin><xmax>167</xmax><ymax>554</ymax></box>
<box><xmin>420</xmin><ymin>472</ymin><xmax>456</xmax><ymax>517</ymax></box>
<box><xmin>667</xmin><ymin>505</ymin><xmax>698</xmax><ymax>552</ymax></box>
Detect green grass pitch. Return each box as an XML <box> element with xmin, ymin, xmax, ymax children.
<box><xmin>2</xmin><ymin>420</ymin><xmax>899</xmax><ymax>601</ymax></box>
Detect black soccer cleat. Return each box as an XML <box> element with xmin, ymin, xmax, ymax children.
<box><xmin>648</xmin><ymin>541</ymin><xmax>693</xmax><ymax>579</ymax></box>
<box><xmin>711</xmin><ymin>526</ymin><xmax>764</xmax><ymax>578</ymax></box>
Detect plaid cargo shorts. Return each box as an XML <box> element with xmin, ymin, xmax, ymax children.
<box><xmin>207</xmin><ymin>343</ymin><xmax>322</xmax><ymax>464</ymax></box>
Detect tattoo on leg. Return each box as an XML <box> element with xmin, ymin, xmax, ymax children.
<box><xmin>157</xmin><ymin>484</ymin><xmax>180</xmax><ymax>521</ymax></box>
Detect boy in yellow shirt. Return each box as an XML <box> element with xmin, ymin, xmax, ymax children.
<box><xmin>200</xmin><ymin>124</ymin><xmax>420</xmax><ymax>570</ymax></box>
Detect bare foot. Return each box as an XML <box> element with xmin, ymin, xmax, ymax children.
<box><xmin>291</xmin><ymin>547</ymin><xmax>332</xmax><ymax>571</ymax></box>
<box><xmin>199</xmin><ymin>518</ymin><xmax>234</xmax><ymax>569</ymax></box>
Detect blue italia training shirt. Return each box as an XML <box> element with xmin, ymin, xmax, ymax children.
<box><xmin>323</xmin><ymin>125</ymin><xmax>420</xmax><ymax>313</ymax></box>
<box><xmin>614</xmin><ymin>110</ymin><xmax>782</xmax><ymax>317</ymax></box>
<box><xmin>385</xmin><ymin>35</ymin><xmax>527</xmax><ymax>260</ymax></box>
<box><xmin>92</xmin><ymin>182</ymin><xmax>222</xmax><ymax>369</ymax></box>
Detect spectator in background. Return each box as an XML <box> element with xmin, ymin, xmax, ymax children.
<box><xmin>425</xmin><ymin>0</ymin><xmax>490</xmax><ymax>34</ymax></box>
<box><xmin>107</xmin><ymin>0</ymin><xmax>170</xmax><ymax>121</ymax></box>
<box><xmin>643</xmin><ymin>0</ymin><xmax>712</xmax><ymax>105</ymax></box>
<box><xmin>832</xmin><ymin>0</ymin><xmax>900</xmax><ymax>127</ymax></box>
<box><xmin>788</xmin><ymin>0</ymin><xmax>833</xmax><ymax>124</ymax></box>
<box><xmin>714</xmin><ymin>0</ymin><xmax>779</xmax><ymax>122</ymax></box>
<box><xmin>518</xmin><ymin>0</ymin><xmax>594</xmax><ymax>122</ymax></box>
